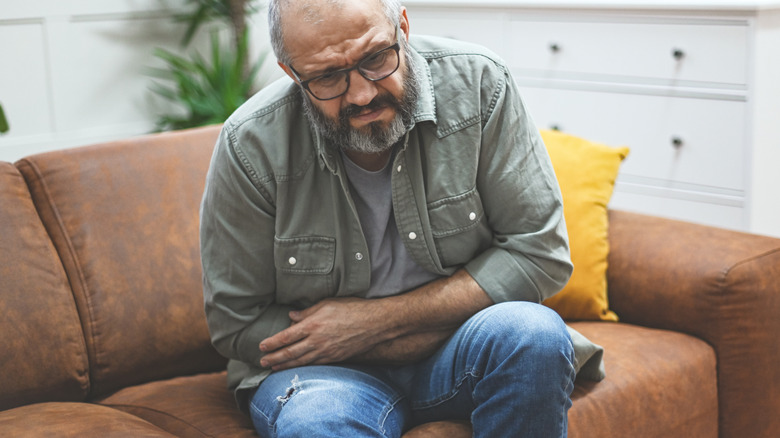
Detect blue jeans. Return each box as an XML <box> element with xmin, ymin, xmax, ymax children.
<box><xmin>249</xmin><ymin>302</ymin><xmax>576</xmax><ymax>437</ymax></box>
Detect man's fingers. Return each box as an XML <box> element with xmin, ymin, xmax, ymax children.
<box><xmin>267</xmin><ymin>350</ymin><xmax>321</xmax><ymax>371</ymax></box>
<box><xmin>291</xmin><ymin>301</ymin><xmax>326</xmax><ymax>322</ymax></box>
<box><xmin>260</xmin><ymin>340</ymin><xmax>316</xmax><ymax>369</ymax></box>
<box><xmin>259</xmin><ymin>325</ymin><xmax>306</xmax><ymax>353</ymax></box>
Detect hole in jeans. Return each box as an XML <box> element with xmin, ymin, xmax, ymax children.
<box><xmin>276</xmin><ymin>374</ymin><xmax>300</xmax><ymax>405</ymax></box>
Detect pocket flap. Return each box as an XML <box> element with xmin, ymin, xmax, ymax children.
<box><xmin>274</xmin><ymin>236</ymin><xmax>336</xmax><ymax>274</ymax></box>
<box><xmin>428</xmin><ymin>188</ymin><xmax>485</xmax><ymax>238</ymax></box>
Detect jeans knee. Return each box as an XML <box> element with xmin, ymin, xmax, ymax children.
<box><xmin>474</xmin><ymin>302</ymin><xmax>573</xmax><ymax>361</ymax></box>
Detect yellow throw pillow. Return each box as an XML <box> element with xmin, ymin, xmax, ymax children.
<box><xmin>540</xmin><ymin>130</ymin><xmax>629</xmax><ymax>321</ymax></box>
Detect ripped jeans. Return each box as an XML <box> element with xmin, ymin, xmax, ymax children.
<box><xmin>248</xmin><ymin>302</ymin><xmax>576</xmax><ymax>438</ymax></box>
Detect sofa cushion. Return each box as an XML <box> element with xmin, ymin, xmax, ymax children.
<box><xmin>540</xmin><ymin>130</ymin><xmax>628</xmax><ymax>321</ymax></box>
<box><xmin>15</xmin><ymin>125</ymin><xmax>226</xmax><ymax>398</ymax></box>
<box><xmin>567</xmin><ymin>321</ymin><xmax>717</xmax><ymax>438</ymax></box>
<box><xmin>0</xmin><ymin>402</ymin><xmax>177</xmax><ymax>437</ymax></box>
<box><xmin>97</xmin><ymin>371</ymin><xmax>256</xmax><ymax>438</ymax></box>
<box><xmin>0</xmin><ymin>162</ymin><xmax>89</xmax><ymax>410</ymax></box>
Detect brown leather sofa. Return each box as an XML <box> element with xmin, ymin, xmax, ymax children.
<box><xmin>1</xmin><ymin>125</ymin><xmax>778</xmax><ymax>437</ymax></box>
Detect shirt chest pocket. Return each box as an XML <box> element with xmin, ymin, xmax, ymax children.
<box><xmin>427</xmin><ymin>188</ymin><xmax>492</xmax><ymax>267</ymax></box>
<box><xmin>274</xmin><ymin>236</ymin><xmax>336</xmax><ymax>306</ymax></box>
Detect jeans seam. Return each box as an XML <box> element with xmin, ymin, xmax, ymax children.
<box><xmin>249</xmin><ymin>398</ymin><xmax>276</xmax><ymax>438</ymax></box>
<box><xmin>411</xmin><ymin>309</ymin><xmax>491</xmax><ymax>411</ymax></box>
<box><xmin>379</xmin><ymin>393</ymin><xmax>406</xmax><ymax>437</ymax></box>
<box><xmin>560</xmin><ymin>344</ymin><xmax>577</xmax><ymax>436</ymax></box>
<box><xmin>410</xmin><ymin>369</ymin><xmax>481</xmax><ymax>411</ymax></box>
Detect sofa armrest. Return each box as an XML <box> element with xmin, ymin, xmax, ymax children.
<box><xmin>605</xmin><ymin>210</ymin><xmax>780</xmax><ymax>438</ymax></box>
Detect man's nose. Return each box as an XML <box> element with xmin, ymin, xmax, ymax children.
<box><xmin>343</xmin><ymin>69</ymin><xmax>378</xmax><ymax>107</ymax></box>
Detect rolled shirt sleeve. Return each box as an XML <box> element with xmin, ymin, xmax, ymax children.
<box><xmin>464</xmin><ymin>67</ymin><xmax>573</xmax><ymax>305</ymax></box>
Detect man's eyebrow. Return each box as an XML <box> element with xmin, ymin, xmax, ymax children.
<box><xmin>309</xmin><ymin>64</ymin><xmax>346</xmax><ymax>78</ymax></box>
<box><xmin>306</xmin><ymin>37</ymin><xmax>394</xmax><ymax>78</ymax></box>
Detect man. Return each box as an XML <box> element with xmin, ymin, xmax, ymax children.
<box><xmin>201</xmin><ymin>0</ymin><xmax>600</xmax><ymax>436</ymax></box>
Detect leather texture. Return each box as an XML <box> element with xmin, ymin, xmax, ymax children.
<box><xmin>0</xmin><ymin>402</ymin><xmax>176</xmax><ymax>437</ymax></box>
<box><xmin>0</xmin><ymin>162</ymin><xmax>90</xmax><ymax>410</ymax></box>
<box><xmin>15</xmin><ymin>126</ymin><xmax>226</xmax><ymax>398</ymax></box>
<box><xmin>569</xmin><ymin>321</ymin><xmax>718</xmax><ymax>438</ymax></box>
<box><xmin>97</xmin><ymin>371</ymin><xmax>256</xmax><ymax>438</ymax></box>
<box><xmin>607</xmin><ymin>210</ymin><xmax>780</xmax><ymax>438</ymax></box>
<box><xmin>402</xmin><ymin>420</ymin><xmax>472</xmax><ymax>437</ymax></box>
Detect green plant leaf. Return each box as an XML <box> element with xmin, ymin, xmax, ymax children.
<box><xmin>180</xmin><ymin>5</ymin><xmax>209</xmax><ymax>47</ymax></box>
<box><xmin>0</xmin><ymin>103</ymin><xmax>9</xmax><ymax>133</ymax></box>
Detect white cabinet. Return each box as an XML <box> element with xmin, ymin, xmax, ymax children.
<box><xmin>405</xmin><ymin>1</ymin><xmax>780</xmax><ymax>237</ymax></box>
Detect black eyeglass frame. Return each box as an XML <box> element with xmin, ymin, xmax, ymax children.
<box><xmin>287</xmin><ymin>27</ymin><xmax>402</xmax><ymax>101</ymax></box>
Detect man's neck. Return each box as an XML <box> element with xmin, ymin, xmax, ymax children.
<box><xmin>343</xmin><ymin>148</ymin><xmax>394</xmax><ymax>172</ymax></box>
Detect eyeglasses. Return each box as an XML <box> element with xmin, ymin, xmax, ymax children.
<box><xmin>288</xmin><ymin>27</ymin><xmax>401</xmax><ymax>101</ymax></box>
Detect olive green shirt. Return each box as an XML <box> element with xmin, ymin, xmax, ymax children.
<box><xmin>200</xmin><ymin>35</ymin><xmax>604</xmax><ymax>409</ymax></box>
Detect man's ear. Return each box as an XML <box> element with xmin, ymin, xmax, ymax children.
<box><xmin>278</xmin><ymin>62</ymin><xmax>298</xmax><ymax>82</ymax></box>
<box><xmin>399</xmin><ymin>7</ymin><xmax>410</xmax><ymax>41</ymax></box>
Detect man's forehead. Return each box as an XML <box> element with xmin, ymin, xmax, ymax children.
<box><xmin>281</xmin><ymin>0</ymin><xmax>392</xmax><ymax>68</ymax></box>
<box><xmin>294</xmin><ymin>0</ymin><xmax>346</xmax><ymax>25</ymax></box>
<box><xmin>281</xmin><ymin>0</ymin><xmax>382</xmax><ymax>22</ymax></box>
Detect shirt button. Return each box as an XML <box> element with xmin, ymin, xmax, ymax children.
<box><xmin>469</xmin><ymin>212</ymin><xmax>477</xmax><ymax>221</ymax></box>
<box><xmin>288</xmin><ymin>257</ymin><xmax>297</xmax><ymax>266</ymax></box>
<box><xmin>396</xmin><ymin>165</ymin><xmax>402</xmax><ymax>173</ymax></box>
<box><xmin>355</xmin><ymin>252</ymin><xmax>364</xmax><ymax>261</ymax></box>
<box><xmin>408</xmin><ymin>232</ymin><xmax>417</xmax><ymax>240</ymax></box>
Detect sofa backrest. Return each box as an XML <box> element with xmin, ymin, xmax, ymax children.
<box><xmin>15</xmin><ymin>125</ymin><xmax>226</xmax><ymax>398</ymax></box>
<box><xmin>0</xmin><ymin>162</ymin><xmax>90</xmax><ymax>410</ymax></box>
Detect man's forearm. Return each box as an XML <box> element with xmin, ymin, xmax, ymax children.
<box><xmin>347</xmin><ymin>270</ymin><xmax>492</xmax><ymax>364</ymax></box>
<box><xmin>349</xmin><ymin>329</ymin><xmax>455</xmax><ymax>365</ymax></box>
<box><xmin>374</xmin><ymin>269</ymin><xmax>494</xmax><ymax>341</ymax></box>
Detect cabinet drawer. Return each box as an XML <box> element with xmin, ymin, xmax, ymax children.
<box><xmin>519</xmin><ymin>86</ymin><xmax>746</xmax><ymax>191</ymax></box>
<box><xmin>508</xmin><ymin>17</ymin><xmax>748</xmax><ymax>85</ymax></box>
<box><xmin>406</xmin><ymin>8</ymin><xmax>507</xmax><ymax>59</ymax></box>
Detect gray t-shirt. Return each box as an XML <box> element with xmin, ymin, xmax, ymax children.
<box><xmin>342</xmin><ymin>151</ymin><xmax>443</xmax><ymax>298</ymax></box>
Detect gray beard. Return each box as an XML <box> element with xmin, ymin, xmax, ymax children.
<box><xmin>301</xmin><ymin>50</ymin><xmax>420</xmax><ymax>155</ymax></box>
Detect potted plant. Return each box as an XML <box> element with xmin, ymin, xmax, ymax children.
<box><xmin>149</xmin><ymin>0</ymin><xmax>266</xmax><ymax>130</ymax></box>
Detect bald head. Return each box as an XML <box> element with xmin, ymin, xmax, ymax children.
<box><xmin>268</xmin><ymin>0</ymin><xmax>403</xmax><ymax>65</ymax></box>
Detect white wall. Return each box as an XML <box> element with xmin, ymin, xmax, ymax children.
<box><xmin>0</xmin><ymin>0</ymin><xmax>283</xmax><ymax>162</ymax></box>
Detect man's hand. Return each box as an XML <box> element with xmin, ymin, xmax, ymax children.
<box><xmin>258</xmin><ymin>270</ymin><xmax>493</xmax><ymax>371</ymax></box>
<box><xmin>258</xmin><ymin>298</ymin><xmax>392</xmax><ymax>371</ymax></box>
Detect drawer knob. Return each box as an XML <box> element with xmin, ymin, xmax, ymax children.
<box><xmin>671</xmin><ymin>137</ymin><xmax>684</xmax><ymax>148</ymax></box>
<box><xmin>672</xmin><ymin>48</ymin><xmax>685</xmax><ymax>60</ymax></box>
<box><xmin>549</xmin><ymin>43</ymin><xmax>561</xmax><ymax>53</ymax></box>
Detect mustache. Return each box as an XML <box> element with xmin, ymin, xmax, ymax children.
<box><xmin>339</xmin><ymin>93</ymin><xmax>401</xmax><ymax>120</ymax></box>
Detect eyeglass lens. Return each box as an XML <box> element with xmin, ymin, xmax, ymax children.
<box><xmin>307</xmin><ymin>45</ymin><xmax>400</xmax><ymax>100</ymax></box>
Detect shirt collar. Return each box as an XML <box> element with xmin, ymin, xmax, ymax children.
<box><xmin>407</xmin><ymin>41</ymin><xmax>437</xmax><ymax>126</ymax></box>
